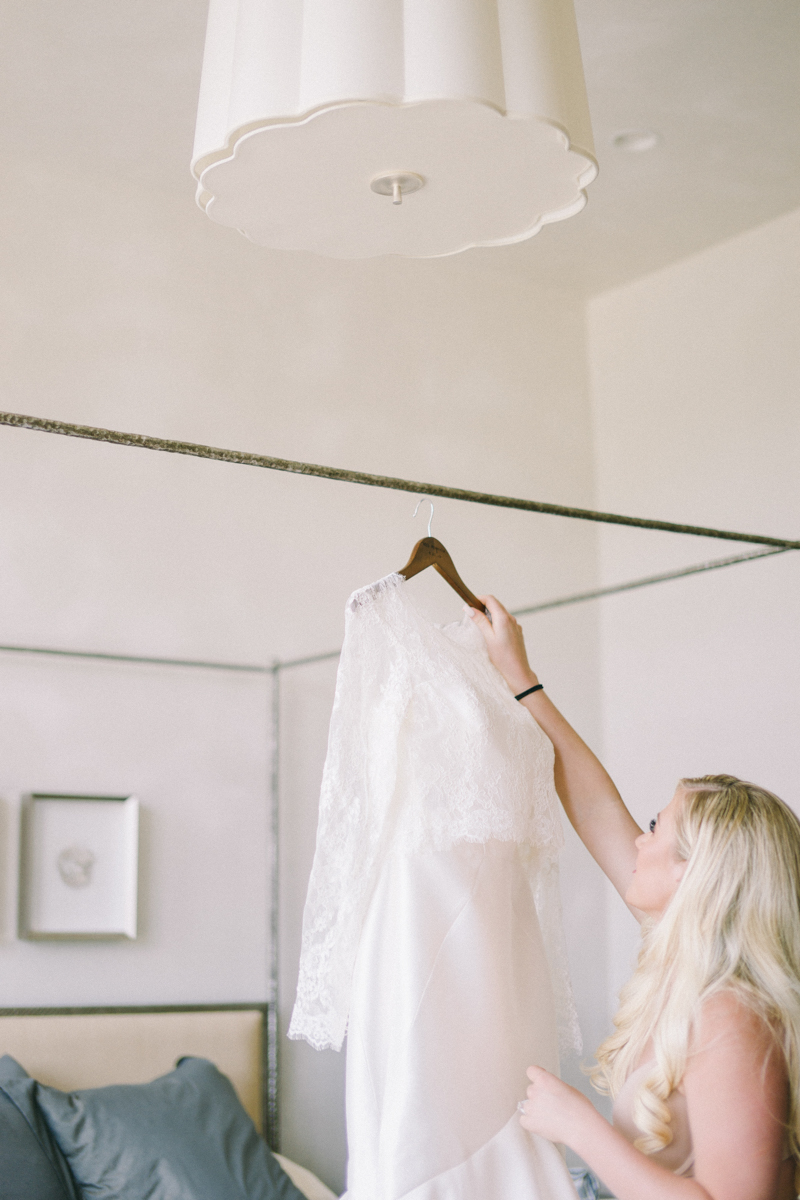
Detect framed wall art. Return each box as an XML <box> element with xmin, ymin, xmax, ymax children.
<box><xmin>19</xmin><ymin>793</ymin><xmax>139</xmax><ymax>940</ymax></box>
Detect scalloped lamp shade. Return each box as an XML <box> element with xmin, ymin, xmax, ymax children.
<box><xmin>191</xmin><ymin>0</ymin><xmax>598</xmax><ymax>259</ymax></box>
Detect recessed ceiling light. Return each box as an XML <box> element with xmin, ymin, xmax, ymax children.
<box><xmin>612</xmin><ymin>130</ymin><xmax>661</xmax><ymax>152</ymax></box>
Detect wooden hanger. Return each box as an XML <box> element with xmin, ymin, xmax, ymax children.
<box><xmin>397</xmin><ymin>536</ymin><xmax>487</xmax><ymax>614</ymax></box>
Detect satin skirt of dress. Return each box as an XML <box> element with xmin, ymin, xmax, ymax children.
<box><xmin>344</xmin><ymin>839</ymin><xmax>579</xmax><ymax>1200</ymax></box>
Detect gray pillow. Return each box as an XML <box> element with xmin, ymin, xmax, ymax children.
<box><xmin>36</xmin><ymin>1056</ymin><xmax>307</xmax><ymax>1200</ymax></box>
<box><xmin>0</xmin><ymin>1055</ymin><xmax>79</xmax><ymax>1200</ymax></box>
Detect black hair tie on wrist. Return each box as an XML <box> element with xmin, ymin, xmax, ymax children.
<box><xmin>515</xmin><ymin>684</ymin><xmax>544</xmax><ymax>701</ymax></box>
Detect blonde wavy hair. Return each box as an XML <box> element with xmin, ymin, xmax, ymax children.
<box><xmin>592</xmin><ymin>774</ymin><xmax>800</xmax><ymax>1174</ymax></box>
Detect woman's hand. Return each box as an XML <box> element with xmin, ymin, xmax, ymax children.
<box><xmin>522</xmin><ymin>1071</ymin><xmax>717</xmax><ymax>1200</ymax></box>
<box><xmin>466</xmin><ymin>595</ymin><xmax>538</xmax><ymax>696</ymax></box>
<box><xmin>519</xmin><ymin>1066</ymin><xmax>598</xmax><ymax>1147</ymax></box>
<box><xmin>470</xmin><ymin>594</ymin><xmax>642</xmax><ymax>911</ymax></box>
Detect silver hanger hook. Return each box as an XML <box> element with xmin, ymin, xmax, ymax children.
<box><xmin>412</xmin><ymin>497</ymin><xmax>434</xmax><ymax>538</ymax></box>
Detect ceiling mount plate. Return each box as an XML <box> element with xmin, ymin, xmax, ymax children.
<box><xmin>370</xmin><ymin>172</ymin><xmax>426</xmax><ymax>205</ymax></box>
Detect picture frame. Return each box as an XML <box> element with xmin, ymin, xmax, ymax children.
<box><xmin>19</xmin><ymin>793</ymin><xmax>139</xmax><ymax>940</ymax></box>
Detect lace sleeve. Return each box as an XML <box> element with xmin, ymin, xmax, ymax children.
<box><xmin>288</xmin><ymin>579</ymin><xmax>410</xmax><ymax>1051</ymax></box>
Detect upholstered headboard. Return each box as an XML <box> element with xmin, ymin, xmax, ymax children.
<box><xmin>0</xmin><ymin>1003</ymin><xmax>271</xmax><ymax>1135</ymax></box>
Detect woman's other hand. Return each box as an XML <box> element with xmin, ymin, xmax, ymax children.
<box><xmin>519</xmin><ymin>1066</ymin><xmax>597</xmax><ymax>1146</ymax></box>
<box><xmin>466</xmin><ymin>595</ymin><xmax>538</xmax><ymax>696</ymax></box>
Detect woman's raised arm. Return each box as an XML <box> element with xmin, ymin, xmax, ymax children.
<box><xmin>468</xmin><ymin>595</ymin><xmax>641</xmax><ymax>903</ymax></box>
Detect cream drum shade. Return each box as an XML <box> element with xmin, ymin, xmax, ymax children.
<box><xmin>191</xmin><ymin>0</ymin><xmax>597</xmax><ymax>258</ymax></box>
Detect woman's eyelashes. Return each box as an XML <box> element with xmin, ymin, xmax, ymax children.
<box><xmin>649</xmin><ymin>818</ymin><xmax>657</xmax><ymax>833</ymax></box>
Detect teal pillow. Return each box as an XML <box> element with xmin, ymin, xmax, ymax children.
<box><xmin>0</xmin><ymin>1055</ymin><xmax>79</xmax><ymax>1200</ymax></box>
<box><xmin>36</xmin><ymin>1056</ymin><xmax>307</xmax><ymax>1200</ymax></box>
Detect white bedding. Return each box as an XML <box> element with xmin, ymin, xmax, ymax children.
<box><xmin>276</xmin><ymin>1153</ymin><xmax>339</xmax><ymax>1200</ymax></box>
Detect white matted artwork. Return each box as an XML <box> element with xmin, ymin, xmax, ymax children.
<box><xmin>19</xmin><ymin>794</ymin><xmax>139</xmax><ymax>940</ymax></box>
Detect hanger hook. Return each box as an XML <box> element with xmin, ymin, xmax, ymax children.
<box><xmin>412</xmin><ymin>497</ymin><xmax>434</xmax><ymax>538</ymax></box>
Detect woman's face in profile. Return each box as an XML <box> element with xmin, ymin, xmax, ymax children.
<box><xmin>625</xmin><ymin>789</ymin><xmax>688</xmax><ymax>917</ymax></box>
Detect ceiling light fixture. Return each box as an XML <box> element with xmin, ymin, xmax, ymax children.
<box><xmin>191</xmin><ymin>0</ymin><xmax>598</xmax><ymax>259</ymax></box>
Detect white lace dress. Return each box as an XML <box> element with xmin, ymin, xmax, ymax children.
<box><xmin>289</xmin><ymin>574</ymin><xmax>581</xmax><ymax>1200</ymax></box>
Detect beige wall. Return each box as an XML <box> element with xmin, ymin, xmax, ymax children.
<box><xmin>588</xmin><ymin>206</ymin><xmax>800</xmax><ymax>1013</ymax></box>
<box><xmin>0</xmin><ymin>169</ymin><xmax>604</xmax><ymax>1191</ymax></box>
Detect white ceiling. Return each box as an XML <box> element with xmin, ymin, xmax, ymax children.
<box><xmin>2</xmin><ymin>0</ymin><xmax>799</xmax><ymax>293</ymax></box>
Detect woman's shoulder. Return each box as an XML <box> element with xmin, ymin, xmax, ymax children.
<box><xmin>682</xmin><ymin>989</ymin><xmax>792</xmax><ymax>1186</ymax></box>
<box><xmin>684</xmin><ymin>989</ymin><xmax>787</xmax><ymax>1112</ymax></box>
<box><xmin>691</xmin><ymin>989</ymin><xmax>780</xmax><ymax>1057</ymax></box>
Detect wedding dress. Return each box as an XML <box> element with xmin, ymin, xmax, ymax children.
<box><xmin>289</xmin><ymin>573</ymin><xmax>581</xmax><ymax>1200</ymax></box>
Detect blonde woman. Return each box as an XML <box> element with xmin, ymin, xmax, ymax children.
<box><xmin>468</xmin><ymin>596</ymin><xmax>800</xmax><ymax>1200</ymax></box>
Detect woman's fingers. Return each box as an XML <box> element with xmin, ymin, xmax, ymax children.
<box><xmin>519</xmin><ymin>1067</ymin><xmax>594</xmax><ymax>1146</ymax></box>
<box><xmin>519</xmin><ymin>1067</ymin><xmax>559</xmax><ymax>1137</ymax></box>
<box><xmin>467</xmin><ymin>595</ymin><xmax>537</xmax><ymax>692</ymax></box>
<box><xmin>527</xmin><ymin>1065</ymin><xmax>551</xmax><ymax>1090</ymax></box>
<box><xmin>482</xmin><ymin>595</ymin><xmax>513</xmax><ymax>624</ymax></box>
<box><xmin>466</xmin><ymin>603</ymin><xmax>493</xmax><ymax>634</ymax></box>
<box><xmin>480</xmin><ymin>594</ymin><xmax>516</xmax><ymax>628</ymax></box>
<box><xmin>467</xmin><ymin>595</ymin><xmax>515</xmax><ymax>638</ymax></box>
